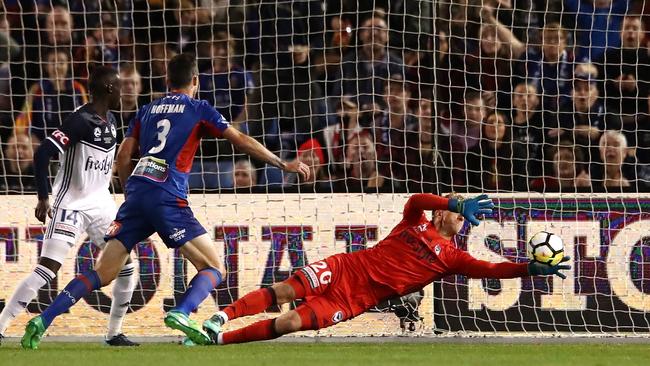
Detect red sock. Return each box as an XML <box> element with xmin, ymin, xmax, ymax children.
<box><xmin>221</xmin><ymin>319</ymin><xmax>279</xmax><ymax>345</ymax></box>
<box><xmin>223</xmin><ymin>287</ymin><xmax>276</xmax><ymax>320</ymax></box>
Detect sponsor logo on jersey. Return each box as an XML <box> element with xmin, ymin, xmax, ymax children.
<box><xmin>132</xmin><ymin>156</ymin><xmax>169</xmax><ymax>182</ymax></box>
<box><xmin>151</xmin><ymin>104</ymin><xmax>186</xmax><ymax>114</ymax></box>
<box><xmin>106</xmin><ymin>221</ymin><xmax>122</xmax><ymax>237</ymax></box>
<box><xmin>93</xmin><ymin>127</ymin><xmax>102</xmax><ymax>141</ymax></box>
<box><xmin>398</xmin><ymin>231</ymin><xmax>437</xmax><ymax>264</ymax></box>
<box><xmin>52</xmin><ymin>129</ymin><xmax>69</xmax><ymax>146</ymax></box>
<box><xmin>332</xmin><ymin>311</ymin><xmax>344</xmax><ymax>323</ymax></box>
<box><xmin>169</xmin><ymin>227</ymin><xmax>186</xmax><ymax>242</ymax></box>
<box><xmin>85</xmin><ymin>155</ymin><xmax>114</xmax><ymax>175</ymax></box>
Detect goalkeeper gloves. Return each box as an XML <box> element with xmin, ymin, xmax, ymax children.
<box><xmin>448</xmin><ymin>194</ymin><xmax>495</xmax><ymax>226</ymax></box>
<box><xmin>527</xmin><ymin>256</ymin><xmax>572</xmax><ymax>279</ymax></box>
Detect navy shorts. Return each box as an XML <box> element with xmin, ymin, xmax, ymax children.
<box><xmin>104</xmin><ymin>185</ymin><xmax>206</xmax><ymax>252</ymax></box>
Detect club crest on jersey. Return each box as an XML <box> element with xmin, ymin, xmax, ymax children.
<box><xmin>93</xmin><ymin>127</ymin><xmax>102</xmax><ymax>141</ymax></box>
<box><xmin>434</xmin><ymin>244</ymin><xmax>441</xmax><ymax>256</ymax></box>
<box><xmin>110</xmin><ymin>124</ymin><xmax>117</xmax><ymax>138</ymax></box>
<box><xmin>332</xmin><ymin>311</ymin><xmax>344</xmax><ymax>323</ymax></box>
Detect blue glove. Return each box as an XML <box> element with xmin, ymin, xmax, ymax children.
<box><xmin>448</xmin><ymin>194</ymin><xmax>494</xmax><ymax>226</ymax></box>
<box><xmin>528</xmin><ymin>256</ymin><xmax>572</xmax><ymax>279</ymax></box>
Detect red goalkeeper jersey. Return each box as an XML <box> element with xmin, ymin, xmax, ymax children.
<box><xmin>343</xmin><ymin>194</ymin><xmax>528</xmax><ymax>300</ymax></box>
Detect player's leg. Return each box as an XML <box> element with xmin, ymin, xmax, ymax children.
<box><xmin>163</xmin><ymin>233</ymin><xmax>226</xmax><ymax>345</ymax></box>
<box><xmin>21</xmin><ymin>239</ymin><xmax>130</xmax><ymax>349</ymax></box>
<box><xmin>207</xmin><ymin>273</ymin><xmax>305</xmax><ymax>328</ymax></box>
<box><xmin>86</xmin><ymin>208</ymin><xmax>139</xmax><ymax>346</ymax></box>
<box><xmin>216</xmin><ymin>296</ymin><xmax>347</xmax><ymax>345</ymax></box>
<box><xmin>0</xmin><ymin>238</ymin><xmax>69</xmax><ymax>340</ymax></box>
<box><xmin>21</xmin><ymin>200</ymin><xmax>151</xmax><ymax>349</ymax></box>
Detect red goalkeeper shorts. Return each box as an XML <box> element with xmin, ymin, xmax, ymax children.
<box><xmin>290</xmin><ymin>253</ymin><xmax>386</xmax><ymax>330</ymax></box>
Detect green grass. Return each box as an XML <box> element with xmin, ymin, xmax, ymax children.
<box><xmin>1</xmin><ymin>342</ymin><xmax>650</xmax><ymax>366</ymax></box>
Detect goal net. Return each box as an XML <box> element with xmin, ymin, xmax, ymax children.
<box><xmin>0</xmin><ymin>0</ymin><xmax>649</xmax><ymax>338</ymax></box>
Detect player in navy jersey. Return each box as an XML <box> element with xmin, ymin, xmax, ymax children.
<box><xmin>21</xmin><ymin>54</ymin><xmax>310</xmax><ymax>349</ymax></box>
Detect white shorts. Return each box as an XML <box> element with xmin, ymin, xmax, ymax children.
<box><xmin>42</xmin><ymin>203</ymin><xmax>118</xmax><ymax>263</ymax></box>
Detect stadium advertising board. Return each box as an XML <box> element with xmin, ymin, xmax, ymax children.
<box><xmin>1</xmin><ymin>195</ymin><xmax>649</xmax><ymax>336</ymax></box>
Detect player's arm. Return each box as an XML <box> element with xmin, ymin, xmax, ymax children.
<box><xmin>202</xmin><ymin>103</ymin><xmax>309</xmax><ymax>179</ymax></box>
<box><xmin>33</xmin><ymin>118</ymin><xmax>84</xmax><ymax>223</ymax></box>
<box><xmin>222</xmin><ymin>127</ymin><xmax>308</xmax><ymax>178</ymax></box>
<box><xmin>116</xmin><ymin>137</ymin><xmax>139</xmax><ymax>188</ymax></box>
<box><xmin>116</xmin><ymin>113</ymin><xmax>142</xmax><ymax>192</ymax></box>
<box><xmin>403</xmin><ymin>193</ymin><xmax>494</xmax><ymax>225</ymax></box>
<box><xmin>448</xmin><ymin>248</ymin><xmax>571</xmax><ymax>279</ymax></box>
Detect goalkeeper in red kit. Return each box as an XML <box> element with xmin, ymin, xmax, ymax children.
<box><xmin>201</xmin><ymin>193</ymin><xmax>571</xmax><ymax>345</ymax></box>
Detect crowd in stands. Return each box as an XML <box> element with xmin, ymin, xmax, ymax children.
<box><xmin>0</xmin><ymin>0</ymin><xmax>649</xmax><ymax>194</ymax></box>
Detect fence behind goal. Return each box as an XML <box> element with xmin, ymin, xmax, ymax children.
<box><xmin>0</xmin><ymin>1</ymin><xmax>649</xmax><ymax>337</ymax></box>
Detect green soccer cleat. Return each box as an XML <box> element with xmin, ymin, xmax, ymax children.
<box><xmin>164</xmin><ymin>310</ymin><xmax>211</xmax><ymax>345</ymax></box>
<box><xmin>21</xmin><ymin>316</ymin><xmax>46</xmax><ymax>350</ymax></box>
<box><xmin>202</xmin><ymin>314</ymin><xmax>224</xmax><ymax>345</ymax></box>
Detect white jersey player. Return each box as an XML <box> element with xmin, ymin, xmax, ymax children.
<box><xmin>0</xmin><ymin>66</ymin><xmax>138</xmax><ymax>346</ymax></box>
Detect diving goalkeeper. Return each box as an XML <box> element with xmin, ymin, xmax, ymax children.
<box><xmin>202</xmin><ymin>193</ymin><xmax>571</xmax><ymax>344</ymax></box>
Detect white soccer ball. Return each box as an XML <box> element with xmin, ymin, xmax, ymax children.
<box><xmin>527</xmin><ymin>231</ymin><xmax>564</xmax><ymax>266</ymax></box>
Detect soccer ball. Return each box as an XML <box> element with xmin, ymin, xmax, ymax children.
<box><xmin>527</xmin><ymin>231</ymin><xmax>564</xmax><ymax>266</ymax></box>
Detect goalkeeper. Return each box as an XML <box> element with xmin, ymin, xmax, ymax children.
<box><xmin>202</xmin><ymin>193</ymin><xmax>570</xmax><ymax>345</ymax></box>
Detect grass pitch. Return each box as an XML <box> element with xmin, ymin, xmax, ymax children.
<box><xmin>1</xmin><ymin>342</ymin><xmax>649</xmax><ymax>366</ymax></box>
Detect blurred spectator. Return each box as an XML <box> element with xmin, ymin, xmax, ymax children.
<box><xmin>115</xmin><ymin>63</ymin><xmax>143</xmax><ymax>143</ymax></box>
<box><xmin>199</xmin><ymin>33</ymin><xmax>253</xmax><ymax>127</ymax></box>
<box><xmin>0</xmin><ymin>133</ymin><xmax>37</xmax><ymax>193</ymax></box>
<box><xmin>466</xmin><ymin>112</ymin><xmax>525</xmax><ymax>192</ymax></box>
<box><xmin>0</xmin><ymin>11</ymin><xmax>19</xmax><ymax>142</ymax></box>
<box><xmin>592</xmin><ymin>130</ymin><xmax>636</xmax><ymax>190</ymax></box>
<box><xmin>600</xmin><ymin>15</ymin><xmax>650</xmax><ymax>159</ymax></box>
<box><xmin>77</xmin><ymin>19</ymin><xmax>120</xmax><ymax>77</ymax></box>
<box><xmin>11</xmin><ymin>5</ymin><xmax>76</xmax><ymax>112</ymax></box>
<box><xmin>330</xmin><ymin>10</ymin><xmax>404</xmax><ymax>109</ymax></box>
<box><xmin>549</xmin><ymin>64</ymin><xmax>620</xmax><ymax>149</ymax></box>
<box><xmin>407</xmin><ymin>96</ymin><xmax>436</xmax><ymax>193</ymax></box>
<box><xmin>314</xmin><ymin>15</ymin><xmax>353</xmax><ymax>81</ymax></box>
<box><xmin>284</xmin><ymin>138</ymin><xmax>328</xmax><ymax>192</ymax></box>
<box><xmin>337</xmin><ymin>131</ymin><xmax>389</xmax><ymax>193</ymax></box>
<box><xmin>323</xmin><ymin>98</ymin><xmax>363</xmax><ymax>177</ymax></box>
<box><xmin>233</xmin><ymin>159</ymin><xmax>257</xmax><ymax>189</ymax></box>
<box><xmin>166</xmin><ymin>0</ymin><xmax>212</xmax><ymax>54</ymax></box>
<box><xmin>531</xmin><ymin>142</ymin><xmax>592</xmax><ymax>191</ymax></box>
<box><xmin>438</xmin><ymin>90</ymin><xmax>485</xmax><ymax>191</ymax></box>
<box><xmin>524</xmin><ymin>22</ymin><xmax>574</xmax><ymax>111</ymax></box>
<box><xmin>146</xmin><ymin>43</ymin><xmax>176</xmax><ymax>99</ymax></box>
<box><xmin>565</xmin><ymin>0</ymin><xmax>630</xmax><ymax>62</ymax></box>
<box><xmin>375</xmin><ymin>75</ymin><xmax>419</xmax><ymax>189</ymax></box>
<box><xmin>275</xmin><ymin>44</ymin><xmax>327</xmax><ymax>157</ymax></box>
<box><xmin>510</xmin><ymin>82</ymin><xmax>544</xmax><ymax>178</ymax></box>
<box><xmin>15</xmin><ymin>48</ymin><xmax>88</xmax><ymax>142</ymax></box>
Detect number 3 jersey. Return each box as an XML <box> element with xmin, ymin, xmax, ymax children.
<box><xmin>124</xmin><ymin>93</ymin><xmax>230</xmax><ymax>199</ymax></box>
<box><xmin>47</xmin><ymin>104</ymin><xmax>117</xmax><ymax>210</ymax></box>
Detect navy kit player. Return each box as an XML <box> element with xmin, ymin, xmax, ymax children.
<box><xmin>0</xmin><ymin>67</ymin><xmax>139</xmax><ymax>347</ymax></box>
<box><xmin>21</xmin><ymin>54</ymin><xmax>310</xmax><ymax>348</ymax></box>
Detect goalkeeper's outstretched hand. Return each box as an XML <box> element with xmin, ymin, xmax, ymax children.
<box><xmin>448</xmin><ymin>194</ymin><xmax>494</xmax><ymax>226</ymax></box>
<box><xmin>528</xmin><ymin>256</ymin><xmax>572</xmax><ymax>279</ymax></box>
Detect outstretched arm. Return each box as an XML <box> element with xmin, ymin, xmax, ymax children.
<box><xmin>222</xmin><ymin>127</ymin><xmax>310</xmax><ymax>180</ymax></box>
<box><xmin>449</xmin><ymin>248</ymin><xmax>571</xmax><ymax>279</ymax></box>
<box><xmin>403</xmin><ymin>193</ymin><xmax>495</xmax><ymax>226</ymax></box>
